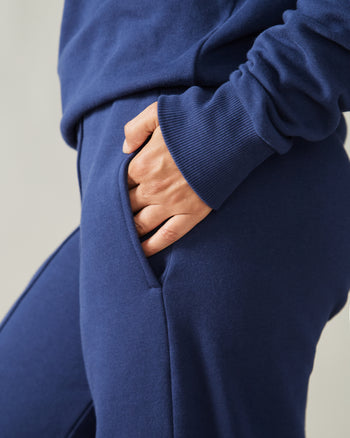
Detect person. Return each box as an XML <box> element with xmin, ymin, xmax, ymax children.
<box><xmin>1</xmin><ymin>0</ymin><xmax>350</xmax><ymax>436</ymax></box>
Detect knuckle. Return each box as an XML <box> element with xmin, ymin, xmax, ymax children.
<box><xmin>159</xmin><ymin>226</ymin><xmax>179</xmax><ymax>243</ymax></box>
<box><xmin>139</xmin><ymin>184</ymin><xmax>151</xmax><ymax>200</ymax></box>
<box><xmin>132</xmin><ymin>159</ymin><xmax>147</xmax><ymax>177</ymax></box>
<box><xmin>124</xmin><ymin>121</ymin><xmax>134</xmax><ymax>137</ymax></box>
<box><xmin>147</xmin><ymin>180</ymin><xmax>163</xmax><ymax>195</ymax></box>
<box><xmin>134</xmin><ymin>220</ymin><xmax>145</xmax><ymax>235</ymax></box>
<box><xmin>140</xmin><ymin>180</ymin><xmax>162</xmax><ymax>198</ymax></box>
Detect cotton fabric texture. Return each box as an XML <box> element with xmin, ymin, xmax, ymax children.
<box><xmin>1</xmin><ymin>0</ymin><xmax>350</xmax><ymax>437</ymax></box>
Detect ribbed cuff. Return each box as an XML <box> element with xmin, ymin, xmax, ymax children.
<box><xmin>157</xmin><ymin>80</ymin><xmax>276</xmax><ymax>210</ymax></box>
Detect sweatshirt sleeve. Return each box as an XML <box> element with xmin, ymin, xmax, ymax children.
<box><xmin>157</xmin><ymin>0</ymin><xmax>350</xmax><ymax>210</ymax></box>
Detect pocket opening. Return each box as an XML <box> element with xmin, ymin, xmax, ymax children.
<box><xmin>118</xmin><ymin>153</ymin><xmax>174</xmax><ymax>290</ymax></box>
<box><xmin>76</xmin><ymin>117</ymin><xmax>85</xmax><ymax>201</ymax></box>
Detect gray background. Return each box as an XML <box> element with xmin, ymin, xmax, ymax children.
<box><xmin>0</xmin><ymin>1</ymin><xmax>349</xmax><ymax>436</ymax></box>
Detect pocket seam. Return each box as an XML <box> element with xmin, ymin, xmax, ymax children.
<box><xmin>76</xmin><ymin>116</ymin><xmax>85</xmax><ymax>201</ymax></box>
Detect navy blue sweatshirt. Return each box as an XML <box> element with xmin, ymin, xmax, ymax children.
<box><xmin>57</xmin><ymin>0</ymin><xmax>350</xmax><ymax>210</ymax></box>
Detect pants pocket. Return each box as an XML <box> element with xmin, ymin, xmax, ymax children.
<box><xmin>117</xmin><ymin>151</ymin><xmax>174</xmax><ymax>290</ymax></box>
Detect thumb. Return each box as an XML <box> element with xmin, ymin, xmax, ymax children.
<box><xmin>122</xmin><ymin>101</ymin><xmax>159</xmax><ymax>154</ymax></box>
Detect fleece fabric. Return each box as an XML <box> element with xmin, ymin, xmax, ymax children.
<box><xmin>1</xmin><ymin>1</ymin><xmax>350</xmax><ymax>438</ymax></box>
<box><xmin>57</xmin><ymin>0</ymin><xmax>350</xmax><ymax>210</ymax></box>
<box><xmin>1</xmin><ymin>90</ymin><xmax>350</xmax><ymax>438</ymax></box>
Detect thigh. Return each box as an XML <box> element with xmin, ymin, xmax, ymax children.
<box><xmin>0</xmin><ymin>228</ymin><xmax>94</xmax><ymax>438</ymax></box>
<box><xmin>160</xmin><ymin>133</ymin><xmax>350</xmax><ymax>437</ymax></box>
<box><xmin>77</xmin><ymin>90</ymin><xmax>350</xmax><ymax>437</ymax></box>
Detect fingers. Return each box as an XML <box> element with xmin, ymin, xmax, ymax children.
<box><xmin>126</xmin><ymin>147</ymin><xmax>149</xmax><ymax>189</ymax></box>
<box><xmin>122</xmin><ymin>101</ymin><xmax>159</xmax><ymax>154</ymax></box>
<box><xmin>128</xmin><ymin>185</ymin><xmax>144</xmax><ymax>213</ymax></box>
<box><xmin>126</xmin><ymin>128</ymin><xmax>171</xmax><ymax>189</ymax></box>
<box><xmin>141</xmin><ymin>213</ymin><xmax>203</xmax><ymax>257</ymax></box>
<box><xmin>132</xmin><ymin>204</ymin><xmax>170</xmax><ymax>237</ymax></box>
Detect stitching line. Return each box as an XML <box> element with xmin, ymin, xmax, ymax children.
<box><xmin>65</xmin><ymin>401</ymin><xmax>94</xmax><ymax>438</ymax></box>
<box><xmin>160</xmin><ymin>280</ymin><xmax>175</xmax><ymax>438</ymax></box>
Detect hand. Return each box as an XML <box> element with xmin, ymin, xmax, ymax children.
<box><xmin>122</xmin><ymin>101</ymin><xmax>213</xmax><ymax>257</ymax></box>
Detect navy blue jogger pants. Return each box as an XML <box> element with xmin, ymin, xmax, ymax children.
<box><xmin>1</xmin><ymin>88</ymin><xmax>350</xmax><ymax>437</ymax></box>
